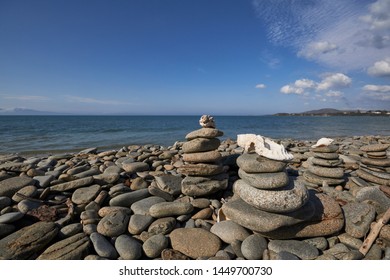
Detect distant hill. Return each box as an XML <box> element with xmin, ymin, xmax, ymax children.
<box><xmin>274</xmin><ymin>108</ymin><xmax>390</xmax><ymax>116</ymax></box>
<box><xmin>0</xmin><ymin>108</ymin><xmax>64</xmax><ymax>115</ymax></box>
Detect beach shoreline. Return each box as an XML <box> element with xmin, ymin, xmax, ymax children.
<box><xmin>0</xmin><ymin>134</ymin><xmax>389</xmax><ymax>260</ymax></box>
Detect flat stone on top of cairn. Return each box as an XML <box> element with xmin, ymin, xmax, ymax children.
<box><xmin>178</xmin><ymin>115</ymin><xmax>228</xmax><ymax>197</ymax></box>
<box><xmin>303</xmin><ymin>138</ymin><xmax>345</xmax><ymax>187</ymax></box>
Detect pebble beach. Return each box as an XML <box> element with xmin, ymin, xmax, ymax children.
<box><xmin>0</xmin><ymin>117</ymin><xmax>389</xmax><ymax>260</ymax></box>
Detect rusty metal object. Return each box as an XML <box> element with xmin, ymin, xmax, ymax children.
<box><xmin>27</xmin><ymin>205</ymin><xmax>58</xmax><ymax>222</ymax></box>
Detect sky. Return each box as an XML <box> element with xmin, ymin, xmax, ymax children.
<box><xmin>0</xmin><ymin>0</ymin><xmax>389</xmax><ymax>115</ymax></box>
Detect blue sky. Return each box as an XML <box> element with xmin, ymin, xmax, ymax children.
<box><xmin>0</xmin><ymin>0</ymin><xmax>389</xmax><ymax>115</ymax></box>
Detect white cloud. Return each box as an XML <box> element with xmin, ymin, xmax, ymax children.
<box><xmin>255</xmin><ymin>84</ymin><xmax>266</xmax><ymax>89</ymax></box>
<box><xmin>317</xmin><ymin>73</ymin><xmax>352</xmax><ymax>91</ymax></box>
<box><xmin>367</xmin><ymin>58</ymin><xmax>390</xmax><ymax>76</ymax></box>
<box><xmin>298</xmin><ymin>41</ymin><xmax>338</xmax><ymax>59</ymax></box>
<box><xmin>280</xmin><ymin>85</ymin><xmax>305</xmax><ymax>95</ymax></box>
<box><xmin>325</xmin><ymin>90</ymin><xmax>343</xmax><ymax>97</ymax></box>
<box><xmin>0</xmin><ymin>94</ymin><xmax>49</xmax><ymax>101</ymax></box>
<box><xmin>362</xmin><ymin>84</ymin><xmax>390</xmax><ymax>101</ymax></box>
<box><xmin>363</xmin><ymin>84</ymin><xmax>390</xmax><ymax>92</ymax></box>
<box><xmin>253</xmin><ymin>0</ymin><xmax>390</xmax><ymax>71</ymax></box>
<box><xmin>280</xmin><ymin>73</ymin><xmax>351</xmax><ymax>95</ymax></box>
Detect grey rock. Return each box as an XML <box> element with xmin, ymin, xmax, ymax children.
<box><xmin>0</xmin><ymin>221</ymin><xmax>58</xmax><ymax>260</ymax></box>
<box><xmin>154</xmin><ymin>174</ymin><xmax>182</xmax><ymax>196</ymax></box>
<box><xmin>311</xmin><ymin>157</ymin><xmax>343</xmax><ymax>167</ymax></box>
<box><xmin>12</xmin><ymin>185</ymin><xmax>38</xmax><ymax>203</ymax></box>
<box><xmin>303</xmin><ymin>237</ymin><xmax>328</xmax><ymax>251</ymax></box>
<box><xmin>131</xmin><ymin>196</ymin><xmax>166</xmax><ymax>215</ymax></box>
<box><xmin>360</xmin><ymin>143</ymin><xmax>390</xmax><ymax>152</ymax></box>
<box><xmin>185</xmin><ymin>128</ymin><xmax>223</xmax><ymax>140</ymax></box>
<box><xmin>109</xmin><ymin>189</ymin><xmax>150</xmax><ymax>207</ymax></box>
<box><xmin>303</xmin><ymin>170</ymin><xmax>345</xmax><ymax>185</ymax></box>
<box><xmin>340</xmin><ymin>250</ymin><xmax>364</xmax><ymax>260</ymax></box>
<box><xmin>0</xmin><ymin>162</ymin><xmax>32</xmax><ymax>172</ymax></box>
<box><xmin>149</xmin><ymin>202</ymin><xmax>194</xmax><ymax>218</ymax></box>
<box><xmin>268</xmin><ymin>240</ymin><xmax>319</xmax><ymax>260</ymax></box>
<box><xmin>148</xmin><ymin>182</ymin><xmax>174</xmax><ymax>201</ymax></box>
<box><xmin>97</xmin><ymin>209</ymin><xmax>130</xmax><ymax>237</ymax></box>
<box><xmin>0</xmin><ymin>211</ymin><xmax>24</xmax><ymax>223</ymax></box>
<box><xmin>356</xmin><ymin>186</ymin><xmax>390</xmax><ymax>214</ymax></box>
<box><xmin>221</xmin><ymin>196</ymin><xmax>315</xmax><ymax>232</ymax></box>
<box><xmin>361</xmin><ymin>157</ymin><xmax>390</xmax><ymax>167</ymax></box>
<box><xmin>308</xmin><ymin>164</ymin><xmax>344</xmax><ymax>179</ymax></box>
<box><xmin>37</xmin><ymin>232</ymin><xmax>90</xmax><ymax>260</ymax></box>
<box><xmin>182</xmin><ymin>138</ymin><xmax>221</xmax><ymax>153</ymax></box>
<box><xmin>313</xmin><ymin>152</ymin><xmax>340</xmax><ymax>160</ymax></box>
<box><xmin>269</xmin><ymin>250</ymin><xmax>300</xmax><ymax>260</ymax></box>
<box><xmin>33</xmin><ymin>175</ymin><xmax>55</xmax><ymax>188</ymax></box>
<box><xmin>323</xmin><ymin>243</ymin><xmax>350</xmax><ymax>259</ymax></box>
<box><xmin>170</xmin><ymin>228</ymin><xmax>221</xmax><ymax>259</ymax></box>
<box><xmin>356</xmin><ymin>169</ymin><xmax>390</xmax><ymax>185</ymax></box>
<box><xmin>238</xmin><ymin>169</ymin><xmax>289</xmax><ymax>189</ymax></box>
<box><xmin>128</xmin><ymin>214</ymin><xmax>154</xmax><ymax>235</ymax></box>
<box><xmin>131</xmin><ymin>177</ymin><xmax>149</xmax><ymax>190</ymax></box>
<box><xmin>191</xmin><ymin>198</ymin><xmax>211</xmax><ymax>208</ymax></box>
<box><xmin>0</xmin><ymin>176</ymin><xmax>35</xmax><ymax>197</ymax></box>
<box><xmin>18</xmin><ymin>199</ymin><xmax>42</xmax><ymax>214</ymax></box>
<box><xmin>0</xmin><ymin>196</ymin><xmax>11</xmax><ymax>210</ymax></box>
<box><xmin>58</xmin><ymin>223</ymin><xmax>83</xmax><ymax>239</ymax></box>
<box><xmin>364</xmin><ymin>244</ymin><xmax>382</xmax><ymax>260</ymax></box>
<box><xmin>338</xmin><ymin>233</ymin><xmax>363</xmax><ymax>250</ymax></box>
<box><xmin>90</xmin><ymin>232</ymin><xmax>118</xmax><ymax>259</ymax></box>
<box><xmin>236</xmin><ymin>153</ymin><xmax>286</xmax><ymax>173</ymax></box>
<box><xmin>181</xmin><ymin>174</ymin><xmax>228</xmax><ymax>197</ymax></box>
<box><xmin>122</xmin><ymin>162</ymin><xmax>150</xmax><ymax>174</ymax></box>
<box><xmin>241</xmin><ymin>234</ymin><xmax>268</xmax><ymax>260</ymax></box>
<box><xmin>143</xmin><ymin>233</ymin><xmax>169</xmax><ymax>258</ymax></box>
<box><xmin>148</xmin><ymin>217</ymin><xmax>176</xmax><ymax>235</ymax></box>
<box><xmin>0</xmin><ymin>223</ymin><xmax>15</xmax><ymax>238</ymax></box>
<box><xmin>115</xmin><ymin>234</ymin><xmax>143</xmax><ymax>260</ymax></box>
<box><xmin>178</xmin><ymin>163</ymin><xmax>224</xmax><ymax>176</ymax></box>
<box><xmin>342</xmin><ymin>202</ymin><xmax>376</xmax><ymax>238</ymax></box>
<box><xmin>183</xmin><ymin>150</ymin><xmax>222</xmax><ymax>163</ymax></box>
<box><xmin>49</xmin><ymin>176</ymin><xmax>94</xmax><ymax>192</ymax></box>
<box><xmin>210</xmin><ymin>221</ymin><xmax>250</xmax><ymax>244</ymax></box>
<box><xmin>71</xmin><ymin>184</ymin><xmax>101</xmax><ymax>205</ymax></box>
<box><xmin>234</xmin><ymin>179</ymin><xmax>309</xmax><ymax>213</ymax></box>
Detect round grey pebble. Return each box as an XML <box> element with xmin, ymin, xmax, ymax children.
<box><xmin>142</xmin><ymin>233</ymin><xmax>169</xmax><ymax>258</ymax></box>
<box><xmin>268</xmin><ymin>240</ymin><xmax>319</xmax><ymax>260</ymax></box>
<box><xmin>90</xmin><ymin>232</ymin><xmax>118</xmax><ymax>259</ymax></box>
<box><xmin>131</xmin><ymin>196</ymin><xmax>166</xmax><ymax>215</ymax></box>
<box><xmin>128</xmin><ymin>214</ymin><xmax>154</xmax><ymax>235</ymax></box>
<box><xmin>115</xmin><ymin>234</ymin><xmax>143</xmax><ymax>260</ymax></box>
<box><xmin>0</xmin><ymin>197</ymin><xmax>12</xmax><ymax>210</ymax></box>
<box><xmin>58</xmin><ymin>223</ymin><xmax>83</xmax><ymax>239</ymax></box>
<box><xmin>0</xmin><ymin>212</ymin><xmax>24</xmax><ymax>224</ymax></box>
<box><xmin>210</xmin><ymin>220</ymin><xmax>250</xmax><ymax>244</ymax></box>
<box><xmin>17</xmin><ymin>199</ymin><xmax>41</xmax><ymax>214</ymax></box>
<box><xmin>97</xmin><ymin>210</ymin><xmax>130</xmax><ymax>237</ymax></box>
<box><xmin>241</xmin><ymin>234</ymin><xmax>268</xmax><ymax>260</ymax></box>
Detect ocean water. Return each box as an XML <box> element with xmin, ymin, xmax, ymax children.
<box><xmin>0</xmin><ymin>115</ymin><xmax>389</xmax><ymax>155</ymax></box>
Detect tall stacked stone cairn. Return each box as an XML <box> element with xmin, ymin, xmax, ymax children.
<box><xmin>356</xmin><ymin>143</ymin><xmax>390</xmax><ymax>186</ymax></box>
<box><xmin>221</xmin><ymin>134</ymin><xmax>344</xmax><ymax>239</ymax></box>
<box><xmin>303</xmin><ymin>138</ymin><xmax>345</xmax><ymax>188</ymax></box>
<box><xmin>177</xmin><ymin>115</ymin><xmax>228</xmax><ymax>197</ymax></box>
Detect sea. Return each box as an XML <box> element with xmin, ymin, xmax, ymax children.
<box><xmin>0</xmin><ymin>115</ymin><xmax>389</xmax><ymax>155</ymax></box>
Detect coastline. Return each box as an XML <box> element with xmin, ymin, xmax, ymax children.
<box><xmin>0</xmin><ymin>134</ymin><xmax>389</xmax><ymax>260</ymax></box>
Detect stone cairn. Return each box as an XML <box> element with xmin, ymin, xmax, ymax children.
<box><xmin>303</xmin><ymin>138</ymin><xmax>345</xmax><ymax>188</ymax></box>
<box><xmin>177</xmin><ymin>115</ymin><xmax>228</xmax><ymax>197</ymax></box>
<box><xmin>356</xmin><ymin>143</ymin><xmax>390</xmax><ymax>186</ymax></box>
<box><xmin>220</xmin><ymin>134</ymin><xmax>344</xmax><ymax>239</ymax></box>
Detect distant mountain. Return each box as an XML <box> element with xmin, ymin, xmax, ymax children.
<box><xmin>274</xmin><ymin>108</ymin><xmax>390</xmax><ymax>116</ymax></box>
<box><xmin>0</xmin><ymin>108</ymin><xmax>64</xmax><ymax>115</ymax></box>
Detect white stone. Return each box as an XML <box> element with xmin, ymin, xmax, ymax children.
<box><xmin>237</xmin><ymin>134</ymin><xmax>293</xmax><ymax>161</ymax></box>
<box><xmin>199</xmin><ymin>115</ymin><xmax>216</xmax><ymax>128</ymax></box>
<box><xmin>311</xmin><ymin>138</ymin><xmax>334</xmax><ymax>148</ymax></box>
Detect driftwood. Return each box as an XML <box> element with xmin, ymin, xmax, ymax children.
<box><xmin>359</xmin><ymin>207</ymin><xmax>390</xmax><ymax>255</ymax></box>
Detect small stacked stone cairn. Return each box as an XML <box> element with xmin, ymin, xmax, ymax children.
<box><xmin>220</xmin><ymin>134</ymin><xmax>344</xmax><ymax>239</ymax></box>
<box><xmin>303</xmin><ymin>138</ymin><xmax>345</xmax><ymax>188</ymax></box>
<box><xmin>356</xmin><ymin>143</ymin><xmax>390</xmax><ymax>186</ymax></box>
<box><xmin>177</xmin><ymin>115</ymin><xmax>228</xmax><ymax>197</ymax></box>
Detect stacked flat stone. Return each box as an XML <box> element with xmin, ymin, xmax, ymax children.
<box><xmin>356</xmin><ymin>143</ymin><xmax>390</xmax><ymax>186</ymax></box>
<box><xmin>303</xmin><ymin>144</ymin><xmax>345</xmax><ymax>187</ymax></box>
<box><xmin>177</xmin><ymin>116</ymin><xmax>228</xmax><ymax>197</ymax></box>
<box><xmin>221</xmin><ymin>152</ymin><xmax>315</xmax><ymax>236</ymax></box>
